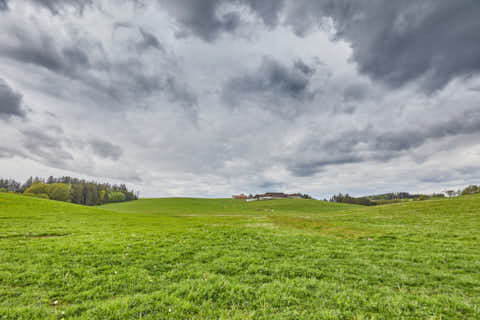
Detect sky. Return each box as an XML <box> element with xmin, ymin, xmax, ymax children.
<box><xmin>1</xmin><ymin>0</ymin><xmax>480</xmax><ymax>198</ymax></box>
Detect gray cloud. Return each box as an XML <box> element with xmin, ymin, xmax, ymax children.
<box><xmin>161</xmin><ymin>0</ymin><xmax>241</xmax><ymax>41</ymax></box>
<box><xmin>0</xmin><ymin>21</ymin><xmax>196</xmax><ymax>112</ymax></box>
<box><xmin>20</xmin><ymin>128</ymin><xmax>74</xmax><ymax>168</ymax></box>
<box><xmin>343</xmin><ymin>83</ymin><xmax>368</xmax><ymax>102</ymax></box>
<box><xmin>223</xmin><ymin>57</ymin><xmax>318</xmax><ymax>115</ymax></box>
<box><xmin>0</xmin><ymin>0</ymin><xmax>7</xmax><ymax>10</ymax></box>
<box><xmin>0</xmin><ymin>146</ymin><xmax>24</xmax><ymax>159</ymax></box>
<box><xmin>419</xmin><ymin>165</ymin><xmax>480</xmax><ymax>185</ymax></box>
<box><xmin>288</xmin><ymin>108</ymin><xmax>480</xmax><ymax>176</ymax></box>
<box><xmin>1</xmin><ymin>1</ymin><xmax>480</xmax><ymax>197</ymax></box>
<box><xmin>257</xmin><ymin>180</ymin><xmax>287</xmax><ymax>191</ymax></box>
<box><xmin>28</xmin><ymin>0</ymin><xmax>93</xmax><ymax>14</ymax></box>
<box><xmin>113</xmin><ymin>23</ymin><xmax>164</xmax><ymax>52</ymax></box>
<box><xmin>89</xmin><ymin>139</ymin><xmax>123</xmax><ymax>160</ymax></box>
<box><xmin>0</xmin><ymin>0</ymin><xmax>94</xmax><ymax>14</ymax></box>
<box><xmin>160</xmin><ymin>0</ymin><xmax>285</xmax><ymax>41</ymax></box>
<box><xmin>138</xmin><ymin>28</ymin><xmax>164</xmax><ymax>52</ymax></box>
<box><xmin>285</xmin><ymin>0</ymin><xmax>480</xmax><ymax>92</ymax></box>
<box><xmin>162</xmin><ymin>0</ymin><xmax>480</xmax><ymax>91</ymax></box>
<box><xmin>1</xmin><ymin>27</ymin><xmax>91</xmax><ymax>78</ymax></box>
<box><xmin>0</xmin><ymin>78</ymin><xmax>26</xmax><ymax>120</ymax></box>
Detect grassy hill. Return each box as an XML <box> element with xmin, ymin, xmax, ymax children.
<box><xmin>0</xmin><ymin>193</ymin><xmax>479</xmax><ymax>319</ymax></box>
<box><xmin>101</xmin><ymin>197</ymin><xmax>357</xmax><ymax>215</ymax></box>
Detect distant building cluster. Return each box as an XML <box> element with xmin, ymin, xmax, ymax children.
<box><xmin>232</xmin><ymin>192</ymin><xmax>305</xmax><ymax>201</ymax></box>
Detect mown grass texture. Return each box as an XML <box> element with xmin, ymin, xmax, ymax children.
<box><xmin>0</xmin><ymin>193</ymin><xmax>479</xmax><ymax>319</ymax></box>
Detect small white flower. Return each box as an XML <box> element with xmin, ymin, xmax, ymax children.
<box><xmin>168</xmin><ymin>308</ymin><xmax>172</xmax><ymax>313</ymax></box>
<box><xmin>53</xmin><ymin>300</ymin><xmax>58</xmax><ymax>305</ymax></box>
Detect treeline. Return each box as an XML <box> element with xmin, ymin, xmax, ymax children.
<box><xmin>329</xmin><ymin>193</ymin><xmax>377</xmax><ymax>206</ymax></box>
<box><xmin>0</xmin><ymin>176</ymin><xmax>138</xmax><ymax>206</ymax></box>
<box><xmin>365</xmin><ymin>192</ymin><xmax>420</xmax><ymax>200</ymax></box>
<box><xmin>461</xmin><ymin>185</ymin><xmax>480</xmax><ymax>195</ymax></box>
<box><xmin>329</xmin><ymin>192</ymin><xmax>446</xmax><ymax>206</ymax></box>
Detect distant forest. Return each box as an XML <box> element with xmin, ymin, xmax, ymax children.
<box><xmin>0</xmin><ymin>176</ymin><xmax>138</xmax><ymax>206</ymax></box>
<box><xmin>329</xmin><ymin>186</ymin><xmax>480</xmax><ymax>206</ymax></box>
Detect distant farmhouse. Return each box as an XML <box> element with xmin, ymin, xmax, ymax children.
<box><xmin>232</xmin><ymin>194</ymin><xmax>248</xmax><ymax>200</ymax></box>
<box><xmin>232</xmin><ymin>192</ymin><xmax>304</xmax><ymax>201</ymax></box>
<box><xmin>442</xmin><ymin>190</ymin><xmax>461</xmax><ymax>197</ymax></box>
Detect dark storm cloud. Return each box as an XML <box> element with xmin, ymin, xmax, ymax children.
<box><xmin>0</xmin><ymin>22</ymin><xmax>196</xmax><ymax>111</ymax></box>
<box><xmin>89</xmin><ymin>139</ymin><xmax>123</xmax><ymax>161</ymax></box>
<box><xmin>285</xmin><ymin>0</ymin><xmax>480</xmax><ymax>91</ymax></box>
<box><xmin>161</xmin><ymin>0</ymin><xmax>241</xmax><ymax>41</ymax></box>
<box><xmin>288</xmin><ymin>108</ymin><xmax>480</xmax><ymax>176</ymax></box>
<box><xmin>224</xmin><ymin>57</ymin><xmax>317</xmax><ymax>107</ymax></box>
<box><xmin>163</xmin><ymin>0</ymin><xmax>480</xmax><ymax>91</ymax></box>
<box><xmin>160</xmin><ymin>0</ymin><xmax>285</xmax><ymax>41</ymax></box>
<box><xmin>0</xmin><ymin>78</ymin><xmax>26</xmax><ymax>120</ymax></box>
<box><xmin>1</xmin><ymin>27</ymin><xmax>91</xmax><ymax>78</ymax></box>
<box><xmin>0</xmin><ymin>0</ymin><xmax>8</xmax><ymax>10</ymax></box>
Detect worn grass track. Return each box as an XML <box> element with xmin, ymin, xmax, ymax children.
<box><xmin>0</xmin><ymin>194</ymin><xmax>479</xmax><ymax>319</ymax></box>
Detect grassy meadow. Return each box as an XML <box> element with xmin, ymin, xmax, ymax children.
<box><xmin>0</xmin><ymin>193</ymin><xmax>479</xmax><ymax>319</ymax></box>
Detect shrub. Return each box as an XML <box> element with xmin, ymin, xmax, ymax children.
<box><xmin>25</xmin><ymin>182</ymin><xmax>49</xmax><ymax>195</ymax></box>
<box><xmin>0</xmin><ymin>187</ymin><xmax>6</xmax><ymax>193</ymax></box>
<box><xmin>25</xmin><ymin>182</ymin><xmax>71</xmax><ymax>202</ymax></box>
<box><xmin>107</xmin><ymin>192</ymin><xmax>126</xmax><ymax>203</ymax></box>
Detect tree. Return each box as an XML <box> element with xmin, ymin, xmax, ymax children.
<box><xmin>0</xmin><ymin>187</ymin><xmax>6</xmax><ymax>193</ymax></box>
<box><xmin>2</xmin><ymin>175</ymin><xmax>138</xmax><ymax>206</ymax></box>
<box><xmin>48</xmin><ymin>183</ymin><xmax>71</xmax><ymax>202</ymax></box>
<box><xmin>25</xmin><ymin>182</ymin><xmax>50</xmax><ymax>195</ymax></box>
<box><xmin>107</xmin><ymin>191</ymin><xmax>126</xmax><ymax>203</ymax></box>
<box><xmin>329</xmin><ymin>193</ymin><xmax>376</xmax><ymax>206</ymax></box>
<box><xmin>462</xmin><ymin>185</ymin><xmax>479</xmax><ymax>195</ymax></box>
<box><xmin>83</xmin><ymin>183</ymin><xmax>100</xmax><ymax>206</ymax></box>
<box><xmin>99</xmin><ymin>190</ymin><xmax>107</xmax><ymax>204</ymax></box>
<box><xmin>71</xmin><ymin>184</ymin><xmax>83</xmax><ymax>204</ymax></box>
<box><xmin>20</xmin><ymin>177</ymin><xmax>34</xmax><ymax>193</ymax></box>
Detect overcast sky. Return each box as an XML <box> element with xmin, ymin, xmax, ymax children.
<box><xmin>1</xmin><ymin>0</ymin><xmax>480</xmax><ymax>198</ymax></box>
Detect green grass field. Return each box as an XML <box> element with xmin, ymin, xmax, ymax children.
<box><xmin>0</xmin><ymin>193</ymin><xmax>479</xmax><ymax>319</ymax></box>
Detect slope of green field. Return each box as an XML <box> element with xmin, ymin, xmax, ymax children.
<box><xmin>0</xmin><ymin>193</ymin><xmax>479</xmax><ymax>319</ymax></box>
<box><xmin>101</xmin><ymin>197</ymin><xmax>358</xmax><ymax>215</ymax></box>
